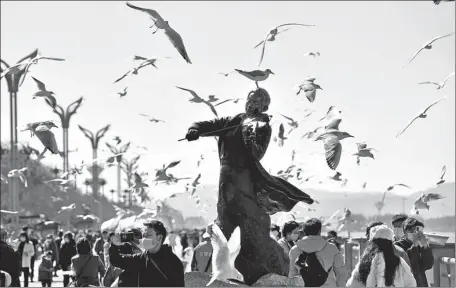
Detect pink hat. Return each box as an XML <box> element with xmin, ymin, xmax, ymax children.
<box><xmin>369</xmin><ymin>224</ymin><xmax>394</xmax><ymax>241</ymax></box>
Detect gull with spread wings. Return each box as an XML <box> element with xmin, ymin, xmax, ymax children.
<box><xmin>315</xmin><ymin>129</ymin><xmax>354</xmax><ymax>170</ymax></box>
<box><xmin>138</xmin><ymin>113</ymin><xmax>165</xmax><ymax>123</ymax></box>
<box><xmin>206</xmin><ymin>223</ymin><xmax>243</xmax><ymax>286</ymax></box>
<box><xmin>31</xmin><ymin>77</ymin><xmax>57</xmax><ymax>108</ymax></box>
<box><xmin>411</xmin><ymin>192</ymin><xmax>445</xmax><ymax>214</ymax></box>
<box><xmin>396</xmin><ymin>97</ymin><xmax>446</xmax><ymax>138</ymax></box>
<box><xmin>258</xmin><ymin>23</ymin><xmax>315</xmax><ymax>66</ymax></box>
<box><xmin>273</xmin><ymin>123</ymin><xmax>287</xmax><ymax>147</ymax></box>
<box><xmin>125</xmin><ymin>2</ymin><xmax>192</xmax><ymax>64</ymax></box>
<box><xmin>214</xmin><ymin>98</ymin><xmax>242</xmax><ymax>107</ymax></box>
<box><xmin>0</xmin><ymin>50</ymin><xmax>65</xmax><ymax>86</ymax></box>
<box><xmin>253</xmin><ymin>27</ymin><xmax>291</xmax><ymax>49</ymax></box>
<box><xmin>218</xmin><ymin>71</ymin><xmax>235</xmax><ymax>77</ymax></box>
<box><xmin>8</xmin><ymin>167</ymin><xmax>28</xmax><ymax>187</ymax></box>
<box><xmin>117</xmin><ymin>86</ymin><xmax>128</xmax><ymax>98</ymax></box>
<box><xmin>45</xmin><ymin>179</ymin><xmax>76</xmax><ymax>187</ymax></box>
<box><xmin>176</xmin><ymin>86</ymin><xmax>218</xmax><ymax>117</ymax></box>
<box><xmin>404</xmin><ymin>32</ymin><xmax>454</xmax><ymax>67</ymax></box>
<box><xmin>22</xmin><ymin>121</ymin><xmax>61</xmax><ymax>156</ymax></box>
<box><xmin>436</xmin><ymin>165</ymin><xmax>446</xmax><ymax>186</ymax></box>
<box><xmin>354</xmin><ymin>142</ymin><xmax>377</xmax><ymax>165</ymax></box>
<box><xmin>418</xmin><ymin>72</ymin><xmax>455</xmax><ymax>90</ymax></box>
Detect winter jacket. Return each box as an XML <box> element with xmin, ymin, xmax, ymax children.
<box><xmin>395</xmin><ymin>238</ymin><xmax>434</xmax><ymax>287</ymax></box>
<box><xmin>346</xmin><ymin>252</ymin><xmax>416</xmax><ymax>287</ymax></box>
<box><xmin>289</xmin><ymin>235</ymin><xmax>348</xmax><ymax>287</ymax></box>
<box><xmin>0</xmin><ymin>240</ymin><xmax>21</xmax><ymax>286</ymax></box>
<box><xmin>59</xmin><ymin>241</ymin><xmax>77</xmax><ymax>271</ymax></box>
<box><xmin>43</xmin><ymin>240</ymin><xmax>59</xmax><ymax>262</ymax></box>
<box><xmin>19</xmin><ymin>242</ymin><xmax>35</xmax><ymax>268</ymax></box>
<box><xmin>191</xmin><ymin>240</ymin><xmax>212</xmax><ymax>273</ymax></box>
<box><xmin>38</xmin><ymin>257</ymin><xmax>53</xmax><ymax>281</ymax></box>
<box><xmin>109</xmin><ymin>243</ymin><xmax>185</xmax><ymax>287</ymax></box>
<box><xmin>115</xmin><ymin>242</ymin><xmax>142</xmax><ymax>287</ymax></box>
<box><xmin>71</xmin><ymin>254</ymin><xmax>105</xmax><ymax>287</ymax></box>
<box><xmin>348</xmin><ymin>243</ymin><xmax>412</xmax><ymax>286</ymax></box>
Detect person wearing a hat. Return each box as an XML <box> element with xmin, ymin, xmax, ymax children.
<box><xmin>190</xmin><ymin>229</ymin><xmax>213</xmax><ymax>273</ymax></box>
<box><xmin>0</xmin><ymin>226</ymin><xmax>20</xmax><ymax>287</ymax></box>
<box><xmin>347</xmin><ymin>225</ymin><xmax>416</xmax><ymax>287</ymax></box>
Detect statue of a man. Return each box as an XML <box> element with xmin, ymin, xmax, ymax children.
<box><xmin>185</xmin><ymin>88</ymin><xmax>314</xmax><ymax>284</ymax></box>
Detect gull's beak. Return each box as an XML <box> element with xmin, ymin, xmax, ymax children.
<box><xmin>270</xmin><ymin>71</ymin><xmax>275</xmax><ymax>75</ymax></box>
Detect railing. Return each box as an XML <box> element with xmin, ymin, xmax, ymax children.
<box><xmin>340</xmin><ymin>237</ymin><xmax>455</xmax><ymax>287</ymax></box>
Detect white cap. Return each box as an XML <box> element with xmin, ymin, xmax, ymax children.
<box><xmin>369</xmin><ymin>224</ymin><xmax>394</xmax><ymax>241</ymax></box>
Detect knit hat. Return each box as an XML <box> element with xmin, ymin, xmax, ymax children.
<box><xmin>369</xmin><ymin>224</ymin><xmax>394</xmax><ymax>241</ymax></box>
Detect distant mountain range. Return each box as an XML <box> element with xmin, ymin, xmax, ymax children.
<box><xmin>165</xmin><ymin>182</ymin><xmax>455</xmax><ymax>222</ymax></box>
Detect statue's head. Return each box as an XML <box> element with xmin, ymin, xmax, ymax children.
<box><xmin>245</xmin><ymin>88</ymin><xmax>271</xmax><ymax>116</ymax></box>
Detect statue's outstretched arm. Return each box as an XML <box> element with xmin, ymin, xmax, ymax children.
<box><xmin>189</xmin><ymin>116</ymin><xmax>232</xmax><ymax>137</ymax></box>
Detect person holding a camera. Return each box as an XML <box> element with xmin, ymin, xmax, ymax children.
<box><xmin>394</xmin><ymin>217</ymin><xmax>434</xmax><ymax>287</ymax></box>
<box><xmin>109</xmin><ymin>220</ymin><xmax>185</xmax><ymax>287</ymax></box>
<box><xmin>111</xmin><ymin>228</ymin><xmax>143</xmax><ymax>287</ymax></box>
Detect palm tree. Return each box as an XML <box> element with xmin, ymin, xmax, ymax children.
<box><xmin>83</xmin><ymin>179</ymin><xmax>91</xmax><ymax>194</ymax></box>
<box><xmin>109</xmin><ymin>189</ymin><xmax>116</xmax><ymax>202</ymax></box>
<box><xmin>99</xmin><ymin>178</ymin><xmax>107</xmax><ymax>195</ymax></box>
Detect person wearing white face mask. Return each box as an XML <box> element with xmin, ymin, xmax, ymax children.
<box><xmin>109</xmin><ymin>220</ymin><xmax>185</xmax><ymax>287</ymax></box>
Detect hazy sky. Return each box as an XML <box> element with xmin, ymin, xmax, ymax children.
<box><xmin>1</xmin><ymin>1</ymin><xmax>455</xmax><ymax>204</ymax></box>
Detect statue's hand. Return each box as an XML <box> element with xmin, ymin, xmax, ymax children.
<box><xmin>186</xmin><ymin>129</ymin><xmax>200</xmax><ymax>141</ymax></box>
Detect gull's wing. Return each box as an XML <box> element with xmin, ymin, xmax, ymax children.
<box><xmin>442</xmin><ymin>72</ymin><xmax>455</xmax><ymax>86</ymax></box>
<box><xmin>125</xmin><ymin>2</ymin><xmax>165</xmax><ymax>22</ymax></box>
<box><xmin>17</xmin><ymin>49</ymin><xmax>39</xmax><ymax>64</ymax></box>
<box><xmin>132</xmin><ymin>55</ymin><xmax>149</xmax><ymax>61</ymax></box>
<box><xmin>204</xmin><ymin>101</ymin><xmax>218</xmax><ymax>117</ymax></box>
<box><xmin>280</xmin><ymin>113</ymin><xmax>294</xmax><ymax>122</ymax></box>
<box><xmin>227</xmin><ymin>226</ymin><xmax>241</xmax><ymax>267</ymax></box>
<box><xmin>389</xmin><ymin>183</ymin><xmax>411</xmax><ymax>190</ymax></box>
<box><xmin>253</xmin><ymin>40</ymin><xmax>265</xmax><ymax>49</ymax></box>
<box><xmin>35</xmin><ymin>125</ymin><xmax>59</xmax><ymax>154</ymax></box>
<box><xmin>322</xmin><ymin>134</ymin><xmax>342</xmax><ymax>170</ymax></box>
<box><xmin>325</xmin><ymin>118</ymin><xmax>342</xmax><ymax>130</ymax></box>
<box><xmin>44</xmin><ymin>96</ymin><xmax>57</xmax><ymax>109</ymax></box>
<box><xmin>440</xmin><ymin>165</ymin><xmax>446</xmax><ymax>180</ymax></box>
<box><xmin>214</xmin><ymin>99</ymin><xmax>233</xmax><ymax>106</ymax></box>
<box><xmin>356</xmin><ymin>143</ymin><xmax>367</xmax><ymax>150</ymax></box>
<box><xmin>138</xmin><ymin>113</ymin><xmax>150</xmax><ymax>118</ymax></box>
<box><xmin>381</xmin><ymin>190</ymin><xmax>387</xmax><ymax>203</ymax></box>
<box><xmin>426</xmin><ymin>193</ymin><xmax>445</xmax><ymax>201</ymax></box>
<box><xmin>404</xmin><ymin>46</ymin><xmax>426</xmax><ymax>67</ymax></box>
<box><xmin>31</xmin><ymin>76</ymin><xmax>46</xmax><ymax>91</ymax></box>
<box><xmin>175</xmin><ymin>86</ymin><xmax>202</xmax><ymax>101</ymax></box>
<box><xmin>278</xmin><ymin>123</ymin><xmax>285</xmax><ymax>138</ymax></box>
<box><xmin>1</xmin><ymin>209</ymin><xmax>18</xmax><ymax>214</ymax></box>
<box><xmin>166</xmin><ymin>160</ymin><xmax>181</xmax><ymax>169</ymax></box>
<box><xmin>428</xmin><ymin>32</ymin><xmax>455</xmax><ymax>45</ymax></box>
<box><xmin>323</xmin><ymin>209</ymin><xmax>340</xmax><ymax>225</ymax></box>
<box><xmin>258</xmin><ymin>30</ymin><xmax>273</xmax><ymax>66</ymax></box>
<box><xmin>134</xmin><ymin>172</ymin><xmax>142</xmax><ymax>184</ymax></box>
<box><xmin>418</xmin><ymin>81</ymin><xmax>440</xmax><ymax>87</ymax></box>
<box><xmin>164</xmin><ymin>25</ymin><xmax>192</xmax><ymax>64</ymax></box>
<box><xmin>396</xmin><ymin>115</ymin><xmax>421</xmax><ymax>138</ymax></box>
<box><xmin>422</xmin><ymin>97</ymin><xmax>445</xmax><ymax>114</ymax></box>
<box><xmin>19</xmin><ymin>174</ymin><xmax>27</xmax><ymax>187</ymax></box>
<box><xmin>114</xmin><ymin>70</ymin><xmax>131</xmax><ymax>84</ymax></box>
<box><xmin>275</xmin><ymin>23</ymin><xmax>316</xmax><ymax>30</ymax></box>
<box><xmin>194</xmin><ymin>173</ymin><xmax>201</xmax><ymax>184</ymax></box>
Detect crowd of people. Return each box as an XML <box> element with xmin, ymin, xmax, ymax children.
<box><xmin>0</xmin><ymin>213</ymin><xmax>435</xmax><ymax>287</ymax></box>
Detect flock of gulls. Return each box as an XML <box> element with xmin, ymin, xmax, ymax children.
<box><xmin>0</xmin><ymin>3</ymin><xmax>455</xmax><ymax>274</ymax></box>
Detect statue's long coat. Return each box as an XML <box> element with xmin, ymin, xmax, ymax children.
<box><xmin>190</xmin><ymin>113</ymin><xmax>314</xmax><ymax>284</ymax></box>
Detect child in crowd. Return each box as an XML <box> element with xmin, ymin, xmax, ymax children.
<box><xmin>38</xmin><ymin>251</ymin><xmax>54</xmax><ymax>287</ymax></box>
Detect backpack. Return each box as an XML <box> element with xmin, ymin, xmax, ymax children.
<box><xmin>295</xmin><ymin>244</ymin><xmax>331</xmax><ymax>287</ymax></box>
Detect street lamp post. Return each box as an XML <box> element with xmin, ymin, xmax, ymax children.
<box><xmin>78</xmin><ymin>125</ymin><xmax>110</xmax><ymax>198</ymax></box>
<box><xmin>121</xmin><ymin>155</ymin><xmax>140</xmax><ymax>207</ymax></box>
<box><xmin>106</xmin><ymin>142</ymin><xmax>130</xmax><ymax>202</ymax></box>
<box><xmin>46</xmin><ymin>97</ymin><xmax>83</xmax><ymax>177</ymax></box>
<box><xmin>1</xmin><ymin>49</ymin><xmax>38</xmax><ymax>227</ymax></box>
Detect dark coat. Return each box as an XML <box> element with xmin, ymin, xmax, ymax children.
<box><xmin>115</xmin><ymin>242</ymin><xmax>143</xmax><ymax>287</ymax></box>
<box><xmin>0</xmin><ymin>240</ymin><xmax>21</xmax><ymax>286</ymax></box>
<box><xmin>189</xmin><ymin>113</ymin><xmax>314</xmax><ymax>214</ymax></box>
<box><xmin>59</xmin><ymin>240</ymin><xmax>77</xmax><ymax>271</ymax></box>
<box><xmin>395</xmin><ymin>238</ymin><xmax>434</xmax><ymax>287</ymax></box>
<box><xmin>109</xmin><ymin>243</ymin><xmax>184</xmax><ymax>287</ymax></box>
<box><xmin>38</xmin><ymin>257</ymin><xmax>53</xmax><ymax>281</ymax></box>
